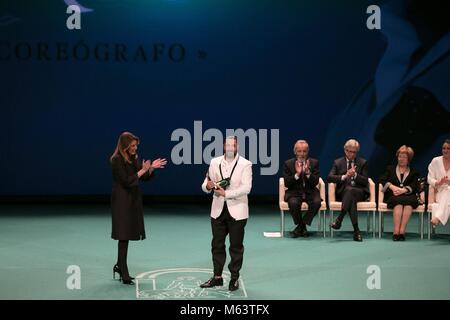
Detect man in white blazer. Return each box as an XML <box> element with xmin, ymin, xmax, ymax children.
<box><xmin>199</xmin><ymin>136</ymin><xmax>252</xmax><ymax>291</ymax></box>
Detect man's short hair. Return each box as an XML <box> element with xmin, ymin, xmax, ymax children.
<box><xmin>293</xmin><ymin>140</ymin><xmax>309</xmax><ymax>153</ymax></box>
<box><xmin>224</xmin><ymin>136</ymin><xmax>238</xmax><ymax>144</ymax></box>
<box><xmin>344</xmin><ymin>139</ymin><xmax>360</xmax><ymax>151</ymax></box>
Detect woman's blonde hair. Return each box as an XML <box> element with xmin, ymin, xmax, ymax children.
<box><xmin>110</xmin><ymin>132</ymin><xmax>140</xmax><ymax>163</ymax></box>
<box><xmin>396</xmin><ymin>145</ymin><xmax>414</xmax><ymax>162</ymax></box>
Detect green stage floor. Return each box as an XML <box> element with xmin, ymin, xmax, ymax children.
<box><xmin>0</xmin><ymin>204</ymin><xmax>449</xmax><ymax>300</ymax></box>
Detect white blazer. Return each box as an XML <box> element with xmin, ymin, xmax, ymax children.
<box><xmin>201</xmin><ymin>154</ymin><xmax>253</xmax><ymax>220</ymax></box>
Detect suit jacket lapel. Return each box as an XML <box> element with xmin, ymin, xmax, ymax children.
<box><xmin>355</xmin><ymin>158</ymin><xmax>362</xmax><ymax>174</ymax></box>
<box><xmin>339</xmin><ymin>158</ymin><xmax>347</xmax><ymax>175</ymax></box>
<box><xmin>289</xmin><ymin>159</ymin><xmax>296</xmax><ymax>175</ymax></box>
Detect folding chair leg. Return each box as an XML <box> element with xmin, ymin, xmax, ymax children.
<box><xmin>318</xmin><ymin>211</ymin><xmax>322</xmax><ymax>233</ymax></box>
<box><xmin>378</xmin><ymin>211</ymin><xmax>382</xmax><ymax>238</ymax></box>
<box><xmin>418</xmin><ymin>214</ymin><xmax>421</xmax><ymax>237</ymax></box>
<box><xmin>373</xmin><ymin>211</ymin><xmax>376</xmax><ymax>238</ymax></box>
<box><xmin>420</xmin><ymin>212</ymin><xmax>423</xmax><ymax>240</ymax></box>
<box><xmin>431</xmin><ymin>211</ymin><xmax>436</xmax><ymax>237</ymax></box>
<box><xmin>330</xmin><ymin>210</ymin><xmax>334</xmax><ymax>238</ymax></box>
<box><xmin>323</xmin><ymin>210</ymin><xmax>326</xmax><ymax>238</ymax></box>
<box><xmin>280</xmin><ymin>209</ymin><xmax>285</xmax><ymax>238</ymax></box>
<box><xmin>427</xmin><ymin>211</ymin><xmax>431</xmax><ymax>240</ymax></box>
<box><xmin>366</xmin><ymin>212</ymin><xmax>370</xmax><ymax>234</ymax></box>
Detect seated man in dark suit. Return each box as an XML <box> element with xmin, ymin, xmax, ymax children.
<box><xmin>327</xmin><ymin>139</ymin><xmax>369</xmax><ymax>242</ymax></box>
<box><xmin>283</xmin><ymin>140</ymin><xmax>321</xmax><ymax>238</ymax></box>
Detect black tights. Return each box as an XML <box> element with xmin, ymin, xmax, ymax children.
<box><xmin>117</xmin><ymin>240</ymin><xmax>131</xmax><ymax>280</ymax></box>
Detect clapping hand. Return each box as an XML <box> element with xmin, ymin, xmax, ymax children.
<box><xmin>346</xmin><ymin>165</ymin><xmax>357</xmax><ymax>179</ymax></box>
<box><xmin>151</xmin><ymin>158</ymin><xmax>168</xmax><ymax>169</ymax></box>
<box><xmin>142</xmin><ymin>159</ymin><xmax>152</xmax><ymax>171</ymax></box>
<box><xmin>437</xmin><ymin>176</ymin><xmax>450</xmax><ymax>186</ymax></box>
<box><xmin>295</xmin><ymin>160</ymin><xmax>304</xmax><ymax>175</ymax></box>
<box><xmin>304</xmin><ymin>159</ymin><xmax>311</xmax><ymax>175</ymax></box>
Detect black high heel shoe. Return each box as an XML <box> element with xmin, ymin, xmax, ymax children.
<box><xmin>113</xmin><ymin>264</ymin><xmax>135</xmax><ymax>282</ymax></box>
<box><xmin>113</xmin><ymin>264</ymin><xmax>122</xmax><ymax>280</ymax></box>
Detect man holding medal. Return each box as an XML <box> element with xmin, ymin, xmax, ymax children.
<box><xmin>200</xmin><ymin>136</ymin><xmax>253</xmax><ymax>291</ymax></box>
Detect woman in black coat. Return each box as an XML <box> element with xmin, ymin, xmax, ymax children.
<box><xmin>379</xmin><ymin>145</ymin><xmax>420</xmax><ymax>241</ymax></box>
<box><xmin>110</xmin><ymin>132</ymin><xmax>166</xmax><ymax>284</ymax></box>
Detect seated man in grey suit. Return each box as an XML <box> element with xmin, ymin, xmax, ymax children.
<box><xmin>283</xmin><ymin>140</ymin><xmax>321</xmax><ymax>238</ymax></box>
<box><xmin>327</xmin><ymin>139</ymin><xmax>369</xmax><ymax>242</ymax></box>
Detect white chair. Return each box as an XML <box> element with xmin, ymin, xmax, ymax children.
<box><xmin>278</xmin><ymin>177</ymin><xmax>327</xmax><ymax>237</ymax></box>
<box><xmin>378</xmin><ymin>184</ymin><xmax>431</xmax><ymax>239</ymax></box>
<box><xmin>328</xmin><ymin>179</ymin><xmax>376</xmax><ymax>238</ymax></box>
<box><xmin>426</xmin><ymin>187</ymin><xmax>436</xmax><ymax>240</ymax></box>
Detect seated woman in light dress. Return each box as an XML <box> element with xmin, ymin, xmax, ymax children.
<box><xmin>428</xmin><ymin>139</ymin><xmax>450</xmax><ymax>227</ymax></box>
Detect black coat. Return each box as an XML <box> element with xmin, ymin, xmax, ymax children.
<box><xmin>110</xmin><ymin>154</ymin><xmax>154</xmax><ymax>241</ymax></box>
<box><xmin>379</xmin><ymin>165</ymin><xmax>420</xmax><ymax>205</ymax></box>
<box><xmin>283</xmin><ymin>158</ymin><xmax>320</xmax><ymax>201</ymax></box>
<box><xmin>327</xmin><ymin>157</ymin><xmax>370</xmax><ymax>200</ymax></box>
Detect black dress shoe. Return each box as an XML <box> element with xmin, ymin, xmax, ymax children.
<box><xmin>398</xmin><ymin>234</ymin><xmax>405</xmax><ymax>241</ymax></box>
<box><xmin>229</xmin><ymin>279</ymin><xmax>239</xmax><ymax>291</ymax></box>
<box><xmin>298</xmin><ymin>229</ymin><xmax>309</xmax><ymax>238</ymax></box>
<box><xmin>291</xmin><ymin>228</ymin><xmax>308</xmax><ymax>238</ymax></box>
<box><xmin>200</xmin><ymin>277</ymin><xmax>223</xmax><ymax>288</ymax></box>
<box><xmin>290</xmin><ymin>230</ymin><xmax>300</xmax><ymax>238</ymax></box>
<box><xmin>331</xmin><ymin>219</ymin><xmax>342</xmax><ymax>230</ymax></box>
<box><xmin>392</xmin><ymin>234</ymin><xmax>399</xmax><ymax>241</ymax></box>
<box><xmin>291</xmin><ymin>225</ymin><xmax>302</xmax><ymax>237</ymax></box>
<box><xmin>353</xmin><ymin>231</ymin><xmax>363</xmax><ymax>242</ymax></box>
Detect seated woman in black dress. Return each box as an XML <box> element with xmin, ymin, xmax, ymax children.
<box><xmin>379</xmin><ymin>145</ymin><xmax>420</xmax><ymax>241</ymax></box>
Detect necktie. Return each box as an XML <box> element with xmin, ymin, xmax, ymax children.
<box><xmin>347</xmin><ymin>160</ymin><xmax>355</xmax><ymax>186</ymax></box>
<box><xmin>298</xmin><ymin>161</ymin><xmax>306</xmax><ymax>199</ymax></box>
<box><xmin>348</xmin><ymin>160</ymin><xmax>353</xmax><ymax>171</ymax></box>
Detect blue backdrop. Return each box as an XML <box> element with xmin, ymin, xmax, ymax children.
<box><xmin>1</xmin><ymin>0</ymin><xmax>448</xmax><ymax>195</ymax></box>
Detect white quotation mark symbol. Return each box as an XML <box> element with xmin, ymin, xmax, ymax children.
<box><xmin>66</xmin><ymin>265</ymin><xmax>81</xmax><ymax>290</ymax></box>
<box><xmin>366</xmin><ymin>265</ymin><xmax>381</xmax><ymax>290</ymax></box>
